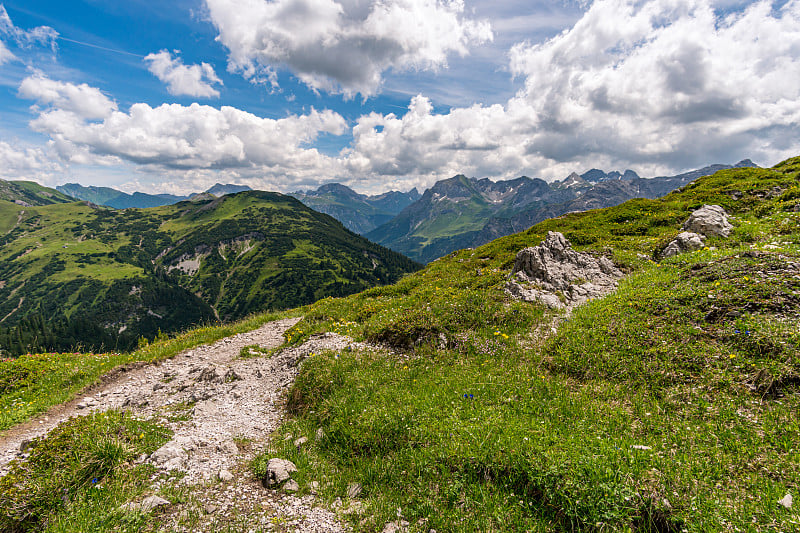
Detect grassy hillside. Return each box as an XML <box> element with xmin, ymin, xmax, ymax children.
<box><xmin>258</xmin><ymin>158</ymin><xmax>800</xmax><ymax>531</ymax></box>
<box><xmin>0</xmin><ymin>158</ymin><xmax>798</xmax><ymax>531</ymax></box>
<box><xmin>0</xmin><ymin>192</ymin><xmax>420</xmax><ymax>355</ymax></box>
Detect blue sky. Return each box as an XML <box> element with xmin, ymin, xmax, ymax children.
<box><xmin>0</xmin><ymin>0</ymin><xmax>798</xmax><ymax>195</ymax></box>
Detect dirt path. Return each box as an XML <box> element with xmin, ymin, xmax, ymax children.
<box><xmin>0</xmin><ymin>318</ymin><xmax>359</xmax><ymax>532</ymax></box>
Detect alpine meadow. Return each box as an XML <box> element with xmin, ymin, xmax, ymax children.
<box><xmin>1</xmin><ymin>0</ymin><xmax>799</xmax><ymax>532</ymax></box>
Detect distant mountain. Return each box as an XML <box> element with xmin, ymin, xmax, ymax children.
<box><xmin>290</xmin><ymin>183</ymin><xmax>420</xmax><ymax>234</ymax></box>
<box><xmin>0</xmin><ymin>191</ymin><xmax>420</xmax><ymax>355</ymax></box>
<box><xmin>0</xmin><ymin>179</ymin><xmax>74</xmax><ymax>206</ymax></box>
<box><xmin>368</xmin><ymin>160</ymin><xmax>758</xmax><ymax>263</ymax></box>
<box><xmin>56</xmin><ymin>183</ymin><xmax>253</xmax><ymax>209</ymax></box>
<box><xmin>579</xmin><ymin>169</ymin><xmax>640</xmax><ymax>183</ymax></box>
<box><xmin>57</xmin><ymin>183</ymin><xmax>188</xmax><ymax>209</ymax></box>
<box><xmin>206</xmin><ymin>183</ymin><xmax>252</xmax><ymax>196</ymax></box>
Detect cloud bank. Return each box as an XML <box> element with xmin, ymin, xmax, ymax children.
<box><xmin>144</xmin><ymin>50</ymin><xmax>223</xmax><ymax>98</ymax></box>
<box><xmin>20</xmin><ymin>75</ymin><xmax>347</xmax><ymax>183</ymax></box>
<box><xmin>8</xmin><ymin>0</ymin><xmax>800</xmax><ymax>194</ymax></box>
<box><xmin>204</xmin><ymin>0</ymin><xmax>493</xmax><ymax>97</ymax></box>
<box><xmin>347</xmin><ymin>0</ymin><xmax>800</xmax><ymax>186</ymax></box>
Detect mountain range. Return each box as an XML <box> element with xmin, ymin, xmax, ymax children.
<box><xmin>366</xmin><ymin>160</ymin><xmax>758</xmax><ymax>262</ymax></box>
<box><xmin>289</xmin><ymin>184</ymin><xmax>420</xmax><ymax>234</ymax></box>
<box><xmin>0</xmin><ymin>187</ymin><xmax>419</xmax><ymax>355</ymax></box>
<box><xmin>55</xmin><ymin>183</ymin><xmax>253</xmax><ymax>209</ymax></box>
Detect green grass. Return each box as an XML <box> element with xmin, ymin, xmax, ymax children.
<box><xmin>0</xmin><ymin>201</ymin><xmax>22</xmax><ymax>234</ymax></box>
<box><xmin>0</xmin><ymin>410</ymin><xmax>172</xmax><ymax>532</ymax></box>
<box><xmin>0</xmin><ymin>310</ymin><xmax>294</xmax><ymax>431</ymax></box>
<box><xmin>250</xmin><ymin>161</ymin><xmax>800</xmax><ymax>531</ymax></box>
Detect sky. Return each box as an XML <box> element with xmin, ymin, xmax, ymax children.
<box><xmin>0</xmin><ymin>0</ymin><xmax>798</xmax><ymax>195</ymax></box>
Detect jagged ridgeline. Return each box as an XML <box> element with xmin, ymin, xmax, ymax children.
<box><xmin>0</xmin><ymin>190</ymin><xmax>421</xmax><ymax>355</ymax></box>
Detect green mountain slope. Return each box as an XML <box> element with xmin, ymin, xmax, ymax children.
<box><xmin>0</xmin><ymin>179</ymin><xmax>74</xmax><ymax>206</ymax></box>
<box><xmin>0</xmin><ymin>191</ymin><xmax>420</xmax><ymax>354</ymax></box>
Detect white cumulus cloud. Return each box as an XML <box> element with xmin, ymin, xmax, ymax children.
<box><xmin>144</xmin><ymin>50</ymin><xmax>223</xmax><ymax>98</ymax></box>
<box><xmin>204</xmin><ymin>0</ymin><xmax>493</xmax><ymax>97</ymax></box>
<box><xmin>21</xmin><ymin>75</ymin><xmax>347</xmax><ymax>183</ymax></box>
<box><xmin>19</xmin><ymin>73</ymin><xmax>118</xmax><ymax>120</ymax></box>
<box><xmin>0</xmin><ymin>140</ymin><xmax>63</xmax><ymax>182</ymax></box>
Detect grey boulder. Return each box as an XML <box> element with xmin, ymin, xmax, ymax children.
<box><xmin>661</xmin><ymin>231</ymin><xmax>705</xmax><ymax>258</ymax></box>
<box><xmin>683</xmin><ymin>204</ymin><xmax>733</xmax><ymax>238</ymax></box>
<box><xmin>265</xmin><ymin>458</ymin><xmax>297</xmax><ymax>486</ymax></box>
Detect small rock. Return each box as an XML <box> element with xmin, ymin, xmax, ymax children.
<box><xmin>283</xmin><ymin>479</ymin><xmax>300</xmax><ymax>493</ymax></box>
<box><xmin>150</xmin><ymin>441</ymin><xmax>188</xmax><ymax>469</ymax></box>
<box><xmin>347</xmin><ymin>482</ymin><xmax>363</xmax><ymax>499</ymax></box>
<box><xmin>265</xmin><ymin>458</ymin><xmax>297</xmax><ymax>486</ymax></box>
<box><xmin>120</xmin><ymin>495</ymin><xmax>170</xmax><ymax>513</ymax></box>
<box><xmin>382</xmin><ymin>520</ymin><xmax>410</xmax><ymax>533</ymax></box>
<box><xmin>197</xmin><ymin>365</ymin><xmax>222</xmax><ymax>383</ymax></box>
<box><xmin>223</xmin><ymin>368</ymin><xmax>242</xmax><ymax>382</ymax></box>
<box><xmin>631</xmin><ymin>445</ymin><xmax>651</xmax><ymax>450</ymax></box>
<box><xmin>189</xmin><ymin>390</ymin><xmax>213</xmax><ymax>403</ymax></box>
<box><xmin>204</xmin><ymin>502</ymin><xmax>219</xmax><ymax>514</ymax></box>
<box><xmin>660</xmin><ymin>231</ymin><xmax>705</xmax><ymax>258</ymax></box>
<box><xmin>219</xmin><ymin>469</ymin><xmax>234</xmax><ymax>482</ymax></box>
<box><xmin>778</xmin><ymin>493</ymin><xmax>793</xmax><ymax>509</ymax></box>
<box><xmin>294</xmin><ymin>437</ymin><xmax>308</xmax><ymax>449</ymax></box>
<box><xmin>309</xmin><ymin>481</ymin><xmax>320</xmax><ymax>494</ymax></box>
<box><xmin>217</xmin><ymin>438</ymin><xmax>239</xmax><ymax>455</ymax></box>
<box><xmin>140</xmin><ymin>495</ymin><xmax>170</xmax><ymax>512</ymax></box>
<box><xmin>315</xmin><ymin>428</ymin><xmax>325</xmax><ymax>442</ymax></box>
<box><xmin>152</xmin><ymin>383</ymin><xmax>164</xmax><ymax>391</ymax></box>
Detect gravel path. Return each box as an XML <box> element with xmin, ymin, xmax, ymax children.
<box><xmin>0</xmin><ymin>318</ymin><xmax>361</xmax><ymax>532</ymax></box>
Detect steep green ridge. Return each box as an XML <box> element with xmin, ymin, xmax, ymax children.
<box><xmin>369</xmin><ymin>161</ymin><xmax>758</xmax><ymax>263</ymax></box>
<box><xmin>256</xmin><ymin>158</ymin><xmax>800</xmax><ymax>531</ymax></box>
<box><xmin>0</xmin><ymin>192</ymin><xmax>420</xmax><ymax>355</ymax></box>
<box><xmin>291</xmin><ymin>183</ymin><xmax>420</xmax><ymax>234</ymax></box>
<box><xmin>0</xmin><ymin>179</ymin><xmax>74</xmax><ymax>206</ymax></box>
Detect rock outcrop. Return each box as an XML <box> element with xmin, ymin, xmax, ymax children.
<box><xmin>505</xmin><ymin>231</ymin><xmax>623</xmax><ymax>309</ymax></box>
<box><xmin>683</xmin><ymin>204</ymin><xmax>733</xmax><ymax>238</ymax></box>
